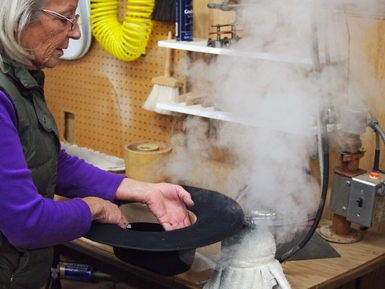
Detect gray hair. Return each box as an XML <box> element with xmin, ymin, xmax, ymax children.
<box><xmin>0</xmin><ymin>0</ymin><xmax>48</xmax><ymax>71</ymax></box>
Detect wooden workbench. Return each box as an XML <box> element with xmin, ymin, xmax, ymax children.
<box><xmin>64</xmin><ymin>224</ymin><xmax>385</xmax><ymax>289</ymax></box>
<box><xmin>282</xmin><ymin>229</ymin><xmax>385</xmax><ymax>289</ymax></box>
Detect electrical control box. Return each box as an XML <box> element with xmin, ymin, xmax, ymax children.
<box><xmin>347</xmin><ymin>172</ymin><xmax>385</xmax><ymax>227</ymax></box>
<box><xmin>329</xmin><ymin>174</ymin><xmax>352</xmax><ymax>217</ymax></box>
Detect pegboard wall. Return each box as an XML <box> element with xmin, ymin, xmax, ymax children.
<box><xmin>44</xmin><ymin>0</ymin><xmax>233</xmax><ymax>158</ymax></box>
<box><xmin>45</xmin><ymin>20</ymin><xmax>185</xmax><ymax>158</ymax></box>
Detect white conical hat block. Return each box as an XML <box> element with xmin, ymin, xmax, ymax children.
<box><xmin>203</xmin><ymin>227</ymin><xmax>291</xmax><ymax>289</ymax></box>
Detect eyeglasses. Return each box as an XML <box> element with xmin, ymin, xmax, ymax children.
<box><xmin>41</xmin><ymin>9</ymin><xmax>79</xmax><ymax>31</ymax></box>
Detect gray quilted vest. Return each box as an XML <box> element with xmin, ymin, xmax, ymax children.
<box><xmin>0</xmin><ymin>58</ymin><xmax>60</xmax><ymax>289</ymax></box>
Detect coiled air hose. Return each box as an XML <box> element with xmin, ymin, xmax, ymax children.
<box><xmin>90</xmin><ymin>0</ymin><xmax>155</xmax><ymax>61</ymax></box>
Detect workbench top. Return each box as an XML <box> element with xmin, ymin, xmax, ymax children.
<box><xmin>66</xmin><ymin>223</ymin><xmax>385</xmax><ymax>289</ymax></box>
<box><xmin>282</xmin><ymin>228</ymin><xmax>385</xmax><ymax>289</ymax></box>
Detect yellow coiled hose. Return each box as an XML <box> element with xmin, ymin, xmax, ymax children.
<box><xmin>90</xmin><ymin>0</ymin><xmax>155</xmax><ymax>61</ymax></box>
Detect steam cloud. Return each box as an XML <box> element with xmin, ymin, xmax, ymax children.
<box><xmin>165</xmin><ymin>0</ymin><xmax>384</xmax><ymax>245</ymax></box>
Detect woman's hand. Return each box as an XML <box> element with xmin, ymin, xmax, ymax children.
<box><xmin>143</xmin><ymin>183</ymin><xmax>195</xmax><ymax>230</ymax></box>
<box><xmin>114</xmin><ymin>179</ymin><xmax>194</xmax><ymax>231</ymax></box>
<box><xmin>82</xmin><ymin>196</ymin><xmax>129</xmax><ymax>229</ymax></box>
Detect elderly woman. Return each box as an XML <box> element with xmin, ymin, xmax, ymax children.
<box><xmin>0</xmin><ymin>0</ymin><xmax>194</xmax><ymax>287</ymax></box>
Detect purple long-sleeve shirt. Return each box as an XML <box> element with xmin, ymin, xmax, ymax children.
<box><xmin>0</xmin><ymin>90</ymin><xmax>125</xmax><ymax>249</ymax></box>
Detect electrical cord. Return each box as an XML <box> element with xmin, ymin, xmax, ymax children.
<box><xmin>90</xmin><ymin>0</ymin><xmax>155</xmax><ymax>61</ymax></box>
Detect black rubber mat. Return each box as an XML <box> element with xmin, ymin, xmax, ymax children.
<box><xmin>276</xmin><ymin>228</ymin><xmax>341</xmax><ymax>261</ymax></box>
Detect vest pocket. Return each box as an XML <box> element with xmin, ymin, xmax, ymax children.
<box><xmin>0</xmin><ymin>236</ymin><xmax>20</xmax><ymax>288</ymax></box>
<box><xmin>10</xmin><ymin>247</ymin><xmax>53</xmax><ymax>289</ymax></box>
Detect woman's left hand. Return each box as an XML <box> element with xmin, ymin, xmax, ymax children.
<box><xmin>115</xmin><ymin>179</ymin><xmax>194</xmax><ymax>230</ymax></box>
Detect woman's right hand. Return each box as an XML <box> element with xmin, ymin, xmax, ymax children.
<box><xmin>82</xmin><ymin>197</ymin><xmax>128</xmax><ymax>229</ymax></box>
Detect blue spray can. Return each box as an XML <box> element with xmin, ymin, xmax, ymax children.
<box><xmin>59</xmin><ymin>262</ymin><xmax>111</xmax><ymax>282</ymax></box>
<box><xmin>176</xmin><ymin>0</ymin><xmax>193</xmax><ymax>41</ymax></box>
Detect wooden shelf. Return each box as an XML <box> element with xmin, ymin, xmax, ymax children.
<box><xmin>156</xmin><ymin>101</ymin><xmax>320</xmax><ymax>136</ymax></box>
<box><xmin>158</xmin><ymin>39</ymin><xmax>314</xmax><ymax>65</ymax></box>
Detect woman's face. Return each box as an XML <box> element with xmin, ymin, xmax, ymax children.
<box><xmin>20</xmin><ymin>0</ymin><xmax>81</xmax><ymax>70</ymax></box>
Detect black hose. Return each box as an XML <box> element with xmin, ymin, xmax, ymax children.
<box><xmin>277</xmin><ymin>122</ymin><xmax>329</xmax><ymax>263</ymax></box>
